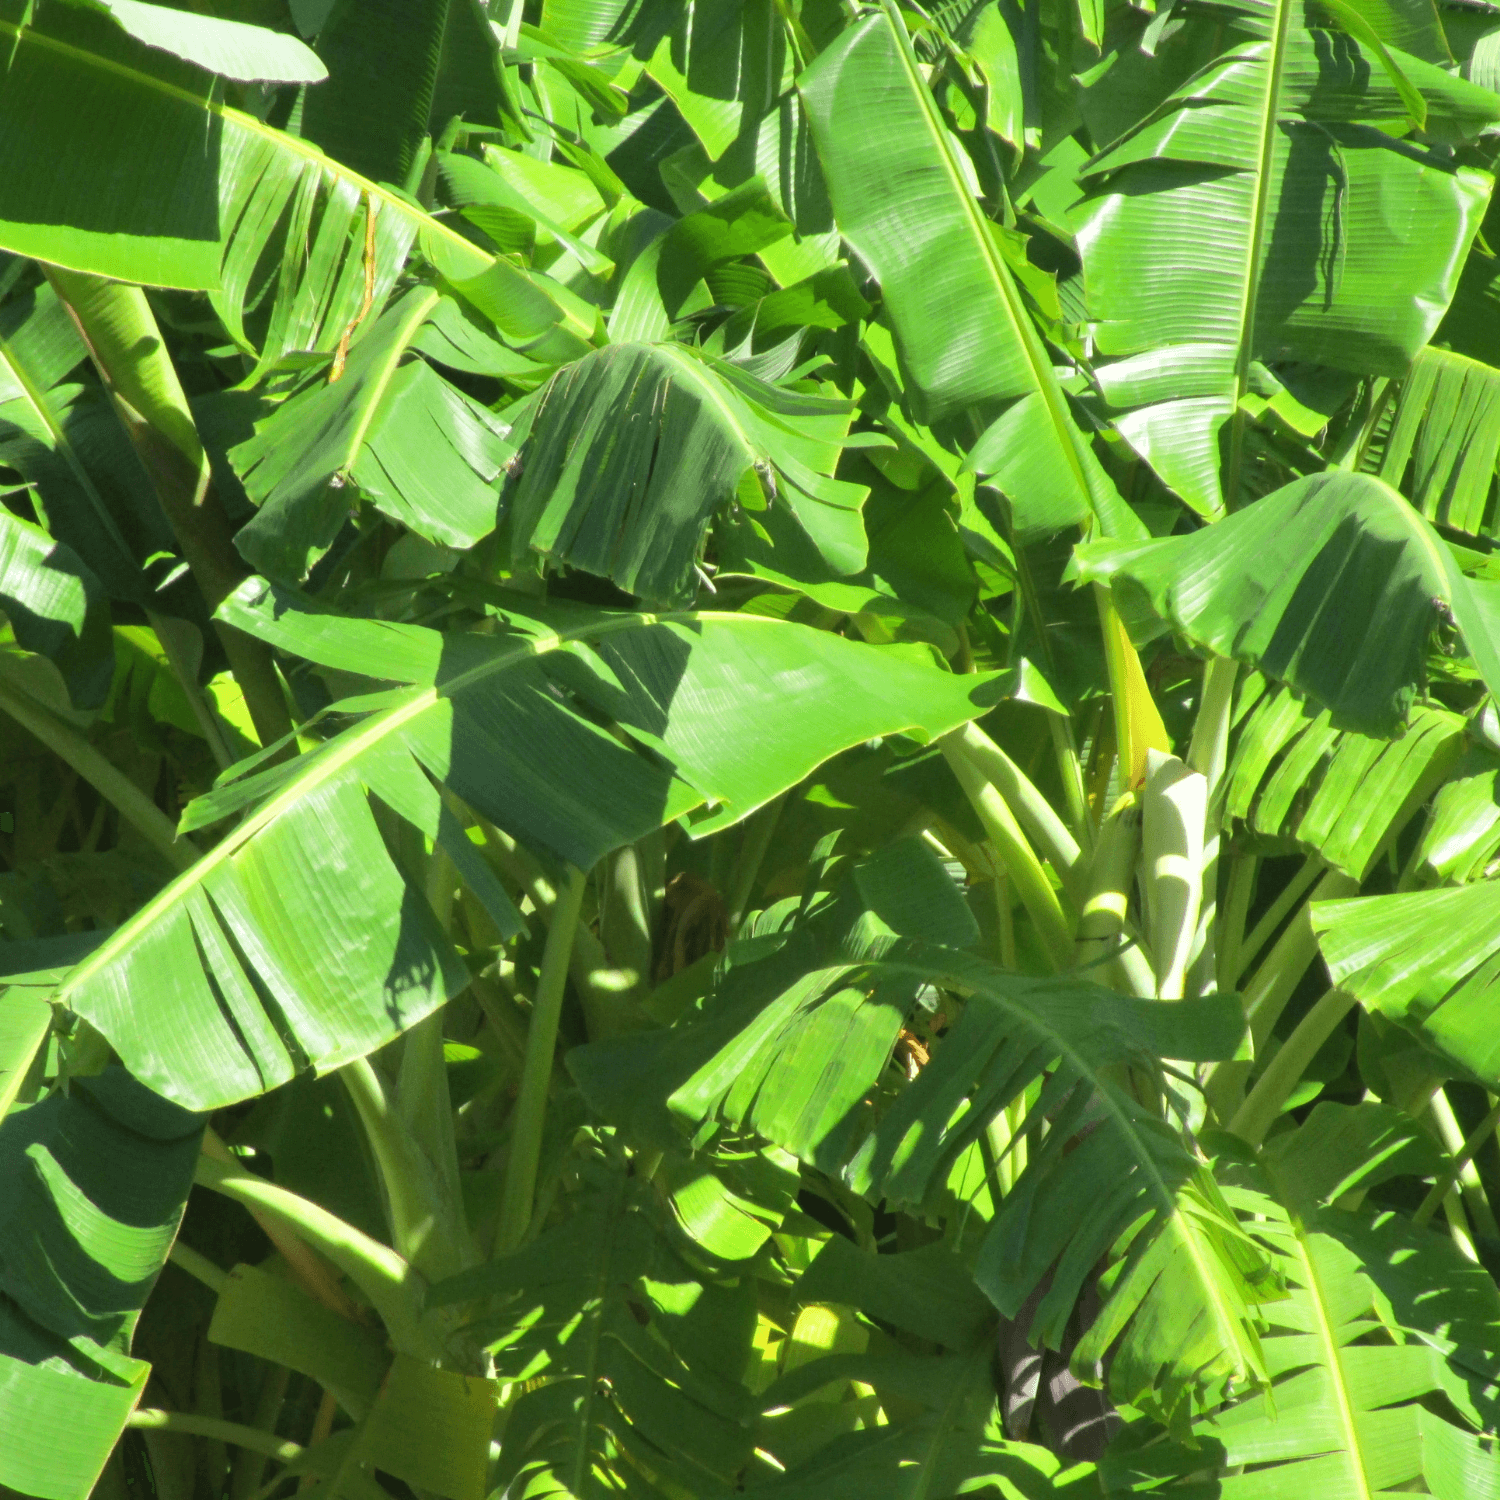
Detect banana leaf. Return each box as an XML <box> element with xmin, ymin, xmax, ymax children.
<box><xmin>50</xmin><ymin>579</ymin><xmax>1006</xmax><ymax>1110</ymax></box>
<box><xmin>0</xmin><ymin>0</ymin><xmax>585</xmax><ymax>374</ymax></box>
<box><xmin>800</xmin><ymin>0</ymin><xmax>1142</xmax><ymax>540</ymax></box>
<box><xmin>1074</xmin><ymin>2</ymin><xmax>1499</xmax><ymax>507</ymax></box>
<box><xmin>1077</xmin><ymin>470</ymin><xmax>1500</xmax><ymax>736</ymax></box>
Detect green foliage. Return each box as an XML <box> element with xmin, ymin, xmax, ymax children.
<box><xmin>2</xmin><ymin>0</ymin><xmax>1500</xmax><ymax>1497</ymax></box>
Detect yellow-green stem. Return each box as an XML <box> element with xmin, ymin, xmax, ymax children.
<box><xmin>1230</xmin><ymin>855</ymin><xmax>1322</xmax><ymax>990</ymax></box>
<box><xmin>1229</xmin><ymin>988</ymin><xmax>1356</xmax><ymax>1146</ymax></box>
<box><xmin>941</xmin><ymin>737</ymin><xmax>1073</xmax><ymax>971</ymax></box>
<box><xmin>193</xmin><ymin>1154</ymin><xmax>432</xmax><ymax>1359</ymax></box>
<box><xmin>341</xmin><ymin>1055</ymin><xmax>472</xmax><ymax>1283</ymax></box>
<box><xmin>497</xmin><ymin>865</ymin><xmax>586</xmax><ymax>1251</ymax></box>
<box><xmin>127</xmin><ymin>1409</ymin><xmax>302</xmax><ymax>1463</ymax></box>
<box><xmin>1427</xmin><ymin>1088</ymin><xmax>1500</xmax><ymax>1240</ymax></box>
<box><xmin>1415</xmin><ymin>1094</ymin><xmax>1500</xmax><ymax>1231</ymax></box>
<box><xmin>953</xmin><ymin>721</ymin><xmax>1085</xmax><ymax>904</ymax></box>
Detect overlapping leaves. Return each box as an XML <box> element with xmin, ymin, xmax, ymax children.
<box><xmin>1076</xmin><ymin>0</ymin><xmax>1499</xmax><ymax>508</ymax></box>
<box><xmin>51</xmin><ymin>579</ymin><xmax>1004</xmax><ymax>1110</ymax></box>
<box><xmin>581</xmin><ymin>917</ymin><xmax>1271</xmax><ymax>1424</ymax></box>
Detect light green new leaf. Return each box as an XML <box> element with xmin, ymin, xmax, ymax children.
<box><xmin>1314</xmin><ymin>882</ymin><xmax>1500</xmax><ymax>1084</ymax></box>
<box><xmin>62</xmin><ymin>0</ymin><xmax>326</xmax><ymax>81</ymax></box>
<box><xmin>0</xmin><ymin>1069</ymin><xmax>202</xmax><ymax>1500</ymax></box>
<box><xmin>504</xmin><ymin>342</ymin><xmax>868</xmax><ymax>602</ymax></box>
<box><xmin>800</xmin><ymin>0</ymin><xmax>1141</xmax><ymax>540</ymax></box>
<box><xmin>230</xmin><ymin>289</ymin><xmax>514</xmax><ymax>582</ymax></box>
<box><xmin>1077</xmin><ymin>470</ymin><xmax>1500</xmax><ymax>736</ymax></box>
<box><xmin>0</xmin><ymin>0</ymin><xmax>582</xmax><ymax>374</ymax></box>
<box><xmin>53</xmin><ymin>580</ymin><xmax>1004</xmax><ymax>1110</ymax></box>
<box><xmin>0</xmin><ymin>507</ymin><xmax>112</xmax><ymax>710</ymax></box>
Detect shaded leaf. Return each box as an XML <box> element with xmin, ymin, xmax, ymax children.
<box><xmin>230</xmin><ymin>288</ymin><xmax>514</xmax><ymax>581</ymax></box>
<box><xmin>52</xmin><ymin>580</ymin><xmax>1005</xmax><ymax>1109</ymax></box>
<box><xmin>1078</xmin><ymin>470</ymin><xmax>1500</xmax><ymax>736</ymax></box>
<box><xmin>0</xmin><ymin>508</ymin><xmax>111</xmax><ymax>710</ymax></box>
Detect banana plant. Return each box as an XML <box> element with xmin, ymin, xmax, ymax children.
<box><xmin>5</xmin><ymin>0</ymin><xmax>1500</xmax><ymax>1497</ymax></box>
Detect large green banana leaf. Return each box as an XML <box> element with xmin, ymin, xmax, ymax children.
<box><xmin>1076</xmin><ymin>0</ymin><xmax>1499</xmax><ymax>510</ymax></box>
<box><xmin>52</xmin><ymin>580</ymin><xmax>1004</xmax><ymax>1110</ymax></box>
<box><xmin>799</xmin><ymin>0</ymin><xmax>1143</xmax><ymax>541</ymax></box>
<box><xmin>570</xmin><ymin>838</ymin><xmax>981</xmax><ymax>1174</ymax></box>
<box><xmin>1077</xmin><ymin>470</ymin><xmax>1500</xmax><ymax>735</ymax></box>
<box><xmin>0</xmin><ymin>0</ymin><xmax>586</xmax><ymax>372</ymax></box>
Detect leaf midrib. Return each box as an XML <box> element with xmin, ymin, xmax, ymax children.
<box><xmin>1294</xmin><ymin>1228</ymin><xmax>1376</xmax><ymax>1500</ymax></box>
<box><xmin>0</xmin><ymin>18</ymin><xmax>561</xmax><ymax>311</ymax></box>
<box><xmin>1228</xmin><ymin>13</ymin><xmax>1298</xmax><ymax>495</ymax></box>
<box><xmin>52</xmin><ymin>606</ymin><xmax>828</xmax><ymax>1006</ymax></box>
<box><xmin>51</xmin><ymin>606</ymin><xmax>671</xmax><ymax>1006</ymax></box>
<box><xmin>335</xmin><ymin>287</ymin><xmax>442</xmax><ymax>476</ymax></box>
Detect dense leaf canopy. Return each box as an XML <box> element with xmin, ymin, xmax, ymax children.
<box><xmin>4</xmin><ymin>0</ymin><xmax>1500</xmax><ymax>1497</ymax></box>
